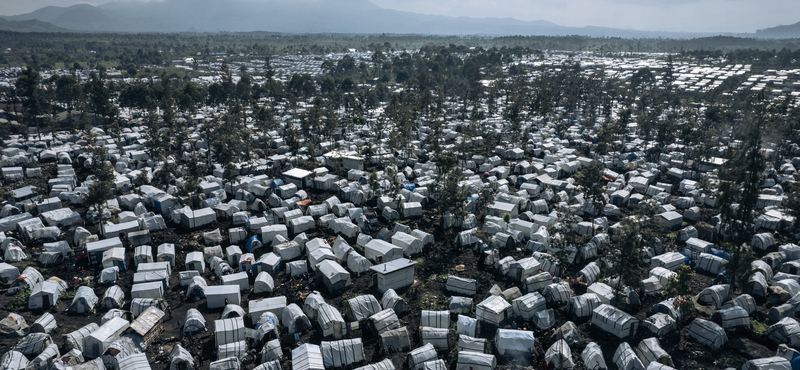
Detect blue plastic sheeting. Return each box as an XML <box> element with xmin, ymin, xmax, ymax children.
<box><xmin>246</xmin><ymin>236</ymin><xmax>261</xmax><ymax>252</ymax></box>
<box><xmin>270</xmin><ymin>179</ymin><xmax>284</xmax><ymax>189</ymax></box>
<box><xmin>403</xmin><ymin>183</ymin><xmax>416</xmax><ymax>192</ymax></box>
<box><xmin>790</xmin><ymin>351</ymin><xmax>800</xmax><ymax>370</ymax></box>
<box><xmin>709</xmin><ymin>248</ymin><xmax>734</xmax><ymax>260</ymax></box>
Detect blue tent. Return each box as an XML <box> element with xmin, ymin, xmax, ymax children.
<box><xmin>246</xmin><ymin>236</ymin><xmax>261</xmax><ymax>252</ymax></box>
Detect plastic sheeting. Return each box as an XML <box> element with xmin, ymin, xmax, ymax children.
<box><xmin>688</xmin><ymin>319</ymin><xmax>727</xmax><ymax>350</ymax></box>
<box><xmin>581</xmin><ymin>342</ymin><xmax>608</xmax><ymax>370</ymax></box>
<box><xmin>347</xmin><ymin>295</ymin><xmax>382</xmax><ymax>322</ymax></box>
<box><xmin>545</xmin><ymin>340</ymin><xmax>574</xmax><ymax>369</ymax></box>
<box><xmin>495</xmin><ymin>329</ymin><xmax>534</xmax><ymax>356</ymax></box>
<box><xmin>321</xmin><ymin>338</ymin><xmax>364</xmax><ymax>368</ymax></box>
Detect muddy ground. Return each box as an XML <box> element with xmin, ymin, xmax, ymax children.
<box><xmin>0</xmin><ymin>168</ymin><xmax>784</xmax><ymax>370</ymax></box>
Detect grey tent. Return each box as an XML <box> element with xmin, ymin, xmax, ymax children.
<box><xmin>380</xmin><ymin>289</ymin><xmax>409</xmax><ymax>315</ymax></box>
<box><xmin>346</xmin><ymin>295</ymin><xmax>382</xmax><ymax>322</ymax></box>
<box><xmin>321</xmin><ymin>338</ymin><xmax>365</xmax><ymax>368</ymax></box>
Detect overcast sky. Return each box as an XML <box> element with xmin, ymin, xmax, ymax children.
<box><xmin>3</xmin><ymin>0</ymin><xmax>799</xmax><ymax>33</ymax></box>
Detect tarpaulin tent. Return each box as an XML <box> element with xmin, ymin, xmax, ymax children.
<box><xmin>30</xmin><ymin>312</ymin><xmax>56</xmax><ymax>334</ymax></box>
<box><xmin>688</xmin><ymin>318</ymin><xmax>727</xmax><ymax>350</ymax></box>
<box><xmin>612</xmin><ymin>342</ymin><xmax>645</xmax><ymax>370</ymax></box>
<box><xmin>592</xmin><ymin>304</ymin><xmax>639</xmax><ymax>339</ymax></box>
<box><xmin>407</xmin><ymin>343</ymin><xmax>437</xmax><ymax>370</ymax></box>
<box><xmin>567</xmin><ymin>293</ymin><xmax>601</xmax><ymax>318</ymax></box>
<box><xmin>476</xmin><ymin>295</ymin><xmax>511</xmax><ymax>327</ymax></box>
<box><xmin>380</xmin><ymin>327</ymin><xmax>410</xmax><ymax>352</ymax></box>
<box><xmin>65</xmin><ymin>323</ymin><xmax>99</xmax><ymax>352</ymax></box>
<box><xmin>495</xmin><ymin>329</ymin><xmax>535</xmax><ymax>356</ymax></box>
<box><xmin>456</xmin><ymin>351</ymin><xmax>496</xmax><ymax>370</ymax></box>
<box><xmin>636</xmin><ymin>338</ymin><xmax>673</xmax><ymax>368</ymax></box>
<box><xmin>68</xmin><ymin>286</ymin><xmax>99</xmax><ymax>314</ymax></box>
<box><xmin>293</xmin><ymin>344</ymin><xmax>325</xmax><ymax>370</ymax></box>
<box><xmin>168</xmin><ymin>344</ymin><xmax>194</xmax><ymax>370</ymax></box>
<box><xmin>767</xmin><ymin>317</ymin><xmax>800</xmax><ymax>347</ymax></box>
<box><xmin>380</xmin><ymin>289</ymin><xmax>408</xmax><ymax>315</ymax></box>
<box><xmin>183</xmin><ymin>308</ymin><xmax>207</xmax><ymax>335</ymax></box>
<box><xmin>457</xmin><ymin>335</ymin><xmax>486</xmax><ymax>353</ymax></box>
<box><xmin>420</xmin><ymin>327</ymin><xmax>448</xmax><ymax>350</ymax></box>
<box><xmin>321</xmin><ymin>338</ymin><xmax>364</xmax><ymax>368</ymax></box>
<box><xmin>282</xmin><ymin>303</ymin><xmax>311</xmax><ymax>334</ymax></box>
<box><xmin>368</xmin><ymin>309</ymin><xmax>400</xmax><ymax>335</ymax></box>
<box><xmin>545</xmin><ymin>339</ymin><xmax>573</xmax><ymax>369</ymax></box>
<box><xmin>641</xmin><ymin>313</ymin><xmax>676</xmax><ymax>337</ymax></box>
<box><xmin>513</xmin><ymin>292</ymin><xmax>547</xmax><ymax>320</ymax></box>
<box><xmin>581</xmin><ymin>342</ymin><xmax>608</xmax><ymax>370</ymax></box>
<box><xmin>346</xmin><ymin>295</ymin><xmax>381</xmax><ymax>322</ymax></box>
<box><xmin>317</xmin><ymin>303</ymin><xmax>346</xmax><ymax>339</ymax></box>
<box><xmin>420</xmin><ymin>310</ymin><xmax>449</xmax><ymax>329</ymax></box>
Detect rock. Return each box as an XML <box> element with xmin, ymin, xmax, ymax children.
<box><xmin>501</xmin><ymin>287</ymin><xmax>522</xmax><ymax>300</ymax></box>
<box><xmin>769</xmin><ymin>286</ymin><xmax>792</xmax><ymax>306</ymax></box>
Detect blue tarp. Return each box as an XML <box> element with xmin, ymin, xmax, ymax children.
<box><xmin>246</xmin><ymin>236</ymin><xmax>261</xmax><ymax>252</ymax></box>
<box><xmin>403</xmin><ymin>183</ymin><xmax>416</xmax><ymax>192</ymax></box>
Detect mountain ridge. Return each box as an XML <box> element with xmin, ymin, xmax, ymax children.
<box><xmin>0</xmin><ymin>1</ymin><xmax>797</xmax><ymax>38</ymax></box>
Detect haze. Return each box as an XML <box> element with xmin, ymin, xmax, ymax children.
<box><xmin>2</xmin><ymin>0</ymin><xmax>799</xmax><ymax>33</ymax></box>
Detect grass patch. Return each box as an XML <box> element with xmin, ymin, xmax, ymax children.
<box><xmin>61</xmin><ymin>289</ymin><xmax>77</xmax><ymax>300</ymax></box>
<box><xmin>718</xmin><ymin>349</ymin><xmax>747</xmax><ymax>369</ymax></box>
<box><xmin>8</xmin><ymin>287</ymin><xmax>31</xmax><ymax>311</ymax></box>
<box><xmin>751</xmin><ymin>319</ymin><xmax>769</xmax><ymax>335</ymax></box>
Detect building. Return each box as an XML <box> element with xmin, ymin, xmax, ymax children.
<box><xmin>370</xmin><ymin>258</ymin><xmax>416</xmax><ymax>293</ymax></box>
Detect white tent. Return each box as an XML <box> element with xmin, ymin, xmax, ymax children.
<box><xmin>636</xmin><ymin>338</ymin><xmax>673</xmax><ymax>368</ymax></box>
<box><xmin>364</xmin><ymin>239</ymin><xmax>404</xmax><ymax>263</ymax></box>
<box><xmin>408</xmin><ymin>344</ymin><xmax>437</xmax><ymax>370</ymax></box>
<box><xmin>254</xmin><ymin>272</ymin><xmax>275</xmax><ymax>294</ymax></box>
<box><xmin>316</xmin><ymin>260</ymin><xmax>352</xmax><ymax>293</ymax></box>
<box><xmin>392</xmin><ymin>231</ymin><xmax>423</xmax><ymax>256</ymax></box>
<box><xmin>545</xmin><ymin>339</ymin><xmax>574</xmax><ymax>369</ymax></box>
<box><xmin>592</xmin><ymin>304</ymin><xmax>639</xmax><ymax>339</ymax></box>
<box><xmin>317</xmin><ymin>303</ymin><xmax>345</xmax><ymax>339</ymax></box>
<box><xmin>641</xmin><ymin>313</ymin><xmax>676</xmax><ymax>337</ymax></box>
<box><xmin>711</xmin><ymin>306</ymin><xmax>750</xmax><ymax>330</ymax></box>
<box><xmin>766</xmin><ymin>317</ymin><xmax>800</xmax><ymax>347</ymax></box>
<box><xmin>581</xmin><ymin>342</ymin><xmax>608</xmax><ymax>370</ymax></box>
<box><xmin>292</xmin><ymin>344</ymin><xmax>325</xmax><ymax>370</ymax></box>
<box><xmin>476</xmin><ymin>295</ymin><xmax>511</xmax><ymax>327</ymax></box>
<box><xmin>64</xmin><ymin>323</ymin><xmax>99</xmax><ymax>352</ymax></box>
<box><xmin>28</xmin><ymin>280</ymin><xmax>64</xmax><ymax>310</ymax></box>
<box><xmin>368</xmin><ymin>309</ymin><xmax>401</xmax><ymax>335</ymax></box>
<box><xmin>567</xmin><ymin>293</ymin><xmax>602</xmax><ymax>318</ymax></box>
<box><xmin>68</xmin><ymin>286</ymin><xmax>99</xmax><ymax>314</ymax></box>
<box><xmin>183</xmin><ymin>308</ymin><xmax>207</xmax><ymax>335</ymax></box>
<box><xmin>380</xmin><ymin>289</ymin><xmax>408</xmax><ymax>314</ymax></box>
<box><xmin>347</xmin><ymin>295</ymin><xmax>382</xmax><ymax>322</ymax></box>
<box><xmin>612</xmin><ymin>342</ymin><xmax>645</xmax><ymax>370</ymax></box>
<box><xmin>456</xmin><ymin>352</ymin><xmax>496</xmax><ymax>370</ymax></box>
<box><xmin>741</xmin><ymin>357</ymin><xmax>791</xmax><ymax>370</ymax></box>
<box><xmin>321</xmin><ymin>339</ymin><xmax>364</xmax><ymax>368</ymax></box>
<box><xmin>698</xmin><ymin>284</ymin><xmax>730</xmax><ymax>309</ymax></box>
<box><xmin>688</xmin><ymin>318</ymin><xmax>727</xmax><ymax>350</ymax></box>
<box><xmin>446</xmin><ymin>276</ymin><xmax>478</xmax><ymax>296</ymax></box>
<box><xmin>380</xmin><ymin>327</ymin><xmax>411</xmax><ymax>352</ymax></box>
<box><xmin>512</xmin><ymin>292</ymin><xmax>546</xmax><ymax>320</ymax></box>
<box><xmin>495</xmin><ymin>329</ymin><xmax>535</xmax><ymax>356</ymax></box>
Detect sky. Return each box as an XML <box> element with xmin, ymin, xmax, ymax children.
<box><xmin>2</xmin><ymin>0</ymin><xmax>799</xmax><ymax>33</ymax></box>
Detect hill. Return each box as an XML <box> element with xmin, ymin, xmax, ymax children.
<box><xmin>0</xmin><ymin>17</ymin><xmax>67</xmax><ymax>32</ymax></box>
<box><xmin>755</xmin><ymin>21</ymin><xmax>800</xmax><ymax>39</ymax></box>
<box><xmin>2</xmin><ymin>0</ymin><xmax>718</xmax><ymax>38</ymax></box>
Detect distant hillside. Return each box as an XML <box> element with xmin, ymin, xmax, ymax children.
<box><xmin>756</xmin><ymin>22</ymin><xmax>800</xmax><ymax>38</ymax></box>
<box><xmin>0</xmin><ymin>17</ymin><xmax>67</xmax><ymax>32</ymax></box>
<box><xmin>1</xmin><ymin>0</ymin><xmax>717</xmax><ymax>38</ymax></box>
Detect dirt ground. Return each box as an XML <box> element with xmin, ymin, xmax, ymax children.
<box><xmin>0</xmin><ymin>170</ymin><xmax>788</xmax><ymax>370</ymax></box>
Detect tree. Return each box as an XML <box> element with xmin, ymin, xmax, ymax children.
<box><xmin>607</xmin><ymin>218</ymin><xmax>646</xmax><ymax>295</ymax></box>
<box><xmin>664</xmin><ymin>265</ymin><xmax>695</xmax><ymax>318</ymax></box>
<box><xmin>85</xmin><ymin>146</ymin><xmax>114</xmax><ymax>225</ymax></box>
<box><xmin>16</xmin><ymin>66</ymin><xmax>48</xmax><ymax>140</ymax></box>
<box><xmin>573</xmin><ymin>163</ymin><xmax>606</xmax><ymax>234</ymax></box>
<box><xmin>717</xmin><ymin>100</ymin><xmax>765</xmax><ymax>291</ymax></box>
<box><xmin>85</xmin><ymin>71</ymin><xmax>117</xmax><ymax>126</ymax></box>
<box><xmin>431</xmin><ymin>166</ymin><xmax>468</xmax><ymax>228</ymax></box>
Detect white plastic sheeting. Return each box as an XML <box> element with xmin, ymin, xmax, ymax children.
<box><xmin>545</xmin><ymin>339</ymin><xmax>574</xmax><ymax>369</ymax></box>
<box><xmin>688</xmin><ymin>319</ymin><xmax>727</xmax><ymax>350</ymax></box>
<box><xmin>592</xmin><ymin>304</ymin><xmax>639</xmax><ymax>339</ymax></box>
<box><xmin>321</xmin><ymin>339</ymin><xmax>364</xmax><ymax>368</ymax></box>
<box><xmin>494</xmin><ymin>329</ymin><xmax>535</xmax><ymax>356</ymax></box>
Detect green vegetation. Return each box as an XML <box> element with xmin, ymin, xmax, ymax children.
<box><xmin>8</xmin><ymin>287</ymin><xmax>31</xmax><ymax>311</ymax></box>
